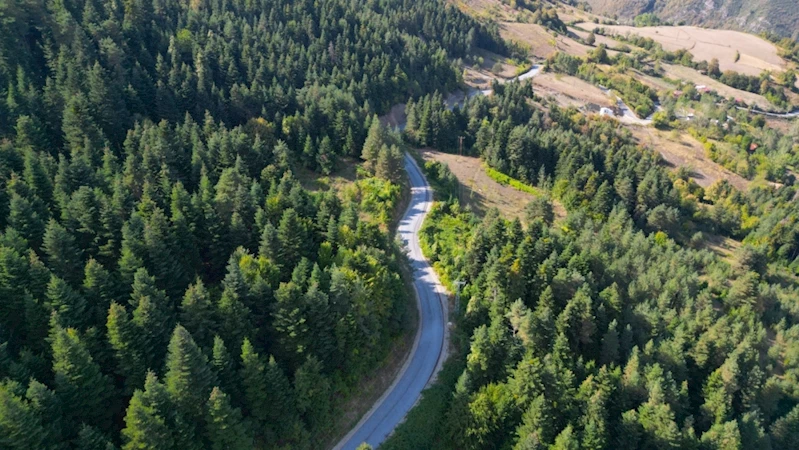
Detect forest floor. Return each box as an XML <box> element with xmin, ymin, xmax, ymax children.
<box><xmin>629</xmin><ymin>127</ymin><xmax>750</xmax><ymax>190</ymax></box>
<box><xmin>418</xmin><ymin>148</ymin><xmax>566</xmax><ymax>221</ymax></box>
<box><xmin>295</xmin><ymin>156</ymin><xmax>360</xmax><ymax>193</ymax></box>
<box><xmin>700</xmin><ymin>231</ymin><xmax>742</xmax><ymax>261</ymax></box>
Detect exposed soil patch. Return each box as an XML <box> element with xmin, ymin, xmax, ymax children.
<box><xmin>579</xmin><ymin>24</ymin><xmax>787</xmax><ymax>76</ymax></box>
<box><xmin>533</xmin><ymin>72</ymin><xmax>612</xmax><ymax>108</ymax></box>
<box><xmin>419</xmin><ymin>148</ymin><xmax>566</xmax><ymax>220</ymax></box>
<box><xmin>629</xmin><ymin>127</ymin><xmax>750</xmax><ymax>191</ymax></box>
<box><xmin>474</xmin><ymin>48</ymin><xmax>521</xmax><ymax>78</ymax></box>
<box><xmin>661</xmin><ymin>64</ymin><xmax>773</xmax><ymax>110</ymax></box>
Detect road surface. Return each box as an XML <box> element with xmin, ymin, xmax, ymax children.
<box><xmin>333</xmin><ymin>154</ymin><xmax>448</xmax><ymax>450</ymax></box>
<box><xmin>445</xmin><ymin>64</ymin><xmax>541</xmax><ymax>110</ymax></box>
<box><xmin>734</xmin><ymin>105</ymin><xmax>799</xmax><ymax>118</ymax></box>
<box><xmin>336</xmin><ymin>63</ymin><xmax>543</xmax><ymax>450</ymax></box>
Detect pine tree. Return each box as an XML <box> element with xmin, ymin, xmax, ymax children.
<box><xmin>144</xmin><ymin>208</ymin><xmax>189</xmax><ymax>300</ymax></box>
<box><xmin>107</xmin><ymin>302</ymin><xmax>145</xmax><ymax>394</ymax></box>
<box><xmin>277</xmin><ymin>208</ymin><xmax>306</xmax><ymax>276</ymax></box>
<box><xmin>7</xmin><ymin>190</ymin><xmax>47</xmax><ymax>251</ymax></box>
<box><xmin>294</xmin><ymin>356</ymin><xmax>331</xmax><ymax>428</ymax></box>
<box><xmin>551</xmin><ymin>425</ymin><xmax>580</xmax><ymax>450</ymax></box>
<box><xmin>771</xmin><ymin>404</ymin><xmax>799</xmax><ymax>449</ymax></box>
<box><xmin>51</xmin><ymin>326</ymin><xmax>113</xmax><ymax>434</ymax></box>
<box><xmin>240</xmin><ymin>339</ymin><xmax>270</xmax><ymax>425</ymax></box>
<box><xmin>513</xmin><ymin>395</ymin><xmax>554</xmax><ymax>449</ymax></box>
<box><xmin>83</xmin><ymin>259</ymin><xmax>118</xmax><ymax>327</ymax></box>
<box><xmin>258</xmin><ymin>222</ymin><xmax>279</xmax><ymax>260</ymax></box>
<box><xmin>121</xmin><ymin>373</ymin><xmax>174</xmax><ymax>450</ymax></box>
<box><xmin>180</xmin><ymin>279</ymin><xmax>216</xmax><ymax>348</ymax></box>
<box><xmin>23</xmin><ymin>149</ymin><xmax>54</xmax><ymax>207</ymax></box>
<box><xmin>25</xmin><ymin>378</ymin><xmax>64</xmax><ymax>445</ymax></box>
<box><xmin>317</xmin><ymin>135</ymin><xmax>335</xmax><ymax>175</ymax></box>
<box><xmin>205</xmin><ymin>387</ymin><xmax>253</xmax><ymax>450</ymax></box>
<box><xmin>76</xmin><ymin>424</ymin><xmax>116</xmax><ymax>450</ymax></box>
<box><xmin>164</xmin><ymin>325</ymin><xmax>217</xmax><ymax>420</ymax></box>
<box><xmin>211</xmin><ymin>336</ymin><xmax>239</xmax><ymax>400</ymax></box>
<box><xmin>217</xmin><ymin>287</ymin><xmax>252</xmax><ymax>350</ymax></box>
<box><xmin>47</xmin><ymin>275</ymin><xmax>89</xmax><ymax>330</ymax></box>
<box><xmin>361</xmin><ymin>116</ymin><xmax>386</xmax><ymax>172</ymax></box>
<box><xmin>0</xmin><ymin>382</ymin><xmax>48</xmax><ymax>450</ymax></box>
<box><xmin>131</xmin><ymin>273</ymin><xmax>173</xmax><ymax>372</ymax></box>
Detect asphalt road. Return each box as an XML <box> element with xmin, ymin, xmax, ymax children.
<box><xmin>335</xmin><ymin>64</ymin><xmax>542</xmax><ymax>450</ymax></box>
<box><xmin>333</xmin><ymin>153</ymin><xmax>447</xmax><ymax>450</ymax></box>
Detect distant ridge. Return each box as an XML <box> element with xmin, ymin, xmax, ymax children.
<box><xmin>584</xmin><ymin>0</ymin><xmax>799</xmax><ymax>39</ymax></box>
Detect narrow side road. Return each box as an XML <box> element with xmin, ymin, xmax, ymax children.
<box><xmin>333</xmin><ymin>154</ymin><xmax>448</xmax><ymax>450</ymax></box>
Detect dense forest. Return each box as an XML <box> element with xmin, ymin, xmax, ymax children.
<box><xmin>394</xmin><ymin>79</ymin><xmax>799</xmax><ymax>449</ymax></box>
<box><xmin>0</xmin><ymin>0</ymin><xmax>509</xmax><ymax>448</ymax></box>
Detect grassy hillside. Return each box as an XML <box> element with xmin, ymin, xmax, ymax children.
<box><xmin>585</xmin><ymin>0</ymin><xmax>799</xmax><ymax>39</ymax></box>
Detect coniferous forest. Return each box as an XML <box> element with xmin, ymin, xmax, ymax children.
<box><xmin>392</xmin><ymin>80</ymin><xmax>799</xmax><ymax>449</ymax></box>
<box><xmin>0</xmin><ymin>0</ymin><xmax>508</xmax><ymax>448</ymax></box>
<box><xmin>5</xmin><ymin>0</ymin><xmax>799</xmax><ymax>449</ymax></box>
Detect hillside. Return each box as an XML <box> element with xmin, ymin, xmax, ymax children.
<box><xmin>585</xmin><ymin>0</ymin><xmax>799</xmax><ymax>39</ymax></box>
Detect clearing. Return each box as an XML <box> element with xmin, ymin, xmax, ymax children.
<box><xmin>628</xmin><ymin>127</ymin><xmax>750</xmax><ymax>191</ymax></box>
<box><xmin>533</xmin><ymin>72</ymin><xmax>612</xmax><ymax>109</ymax></box>
<box><xmin>661</xmin><ymin>64</ymin><xmax>773</xmax><ymax>109</ymax></box>
<box><xmin>578</xmin><ymin>24</ymin><xmax>787</xmax><ymax>76</ymax></box>
<box><xmin>452</xmin><ymin>0</ymin><xmax>617</xmax><ymax>60</ymax></box>
<box><xmin>418</xmin><ymin>148</ymin><xmax>566</xmax><ymax>221</ymax></box>
<box><xmin>296</xmin><ymin>156</ymin><xmax>360</xmax><ymax>192</ymax></box>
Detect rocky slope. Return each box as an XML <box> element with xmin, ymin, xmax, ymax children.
<box><xmin>584</xmin><ymin>0</ymin><xmax>798</xmax><ymax>39</ymax></box>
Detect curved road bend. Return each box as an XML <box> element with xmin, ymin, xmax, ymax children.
<box><xmin>335</xmin><ymin>65</ymin><xmax>543</xmax><ymax>450</ymax></box>
<box><xmin>333</xmin><ymin>153</ymin><xmax>448</xmax><ymax>450</ymax></box>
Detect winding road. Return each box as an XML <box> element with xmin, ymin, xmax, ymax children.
<box><xmin>333</xmin><ymin>154</ymin><xmax>448</xmax><ymax>450</ymax></box>
<box><xmin>335</xmin><ymin>65</ymin><xmax>542</xmax><ymax>450</ymax></box>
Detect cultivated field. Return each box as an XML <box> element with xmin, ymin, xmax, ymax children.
<box><xmin>419</xmin><ymin>149</ymin><xmax>565</xmax><ymax>220</ymax></box>
<box><xmin>579</xmin><ymin>24</ymin><xmax>787</xmax><ymax>76</ymax></box>
<box><xmin>629</xmin><ymin>127</ymin><xmax>750</xmax><ymax>191</ymax></box>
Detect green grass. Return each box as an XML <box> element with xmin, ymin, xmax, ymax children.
<box><xmin>484</xmin><ymin>165</ymin><xmax>541</xmax><ymax>195</ymax></box>
<box><xmin>380</xmin><ymin>353</ymin><xmax>464</xmax><ymax>450</ymax></box>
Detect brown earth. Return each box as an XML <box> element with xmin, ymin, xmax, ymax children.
<box><xmin>418</xmin><ymin>148</ymin><xmax>566</xmax><ymax>221</ymax></box>
<box><xmin>629</xmin><ymin>127</ymin><xmax>750</xmax><ymax>191</ymax></box>
<box><xmin>661</xmin><ymin>64</ymin><xmax>773</xmax><ymax>109</ymax></box>
<box><xmin>533</xmin><ymin>72</ymin><xmax>613</xmax><ymax>108</ymax></box>
<box><xmin>578</xmin><ymin>23</ymin><xmax>787</xmax><ymax>76</ymax></box>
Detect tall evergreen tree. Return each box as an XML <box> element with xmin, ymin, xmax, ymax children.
<box><xmin>121</xmin><ymin>372</ymin><xmax>174</xmax><ymax>450</ymax></box>
<box><xmin>163</xmin><ymin>325</ymin><xmax>217</xmax><ymax>420</ymax></box>
<box><xmin>0</xmin><ymin>382</ymin><xmax>48</xmax><ymax>450</ymax></box>
<box><xmin>179</xmin><ymin>279</ymin><xmax>216</xmax><ymax>349</ymax></box>
<box><xmin>205</xmin><ymin>387</ymin><xmax>253</xmax><ymax>450</ymax></box>
<box><xmin>107</xmin><ymin>302</ymin><xmax>145</xmax><ymax>394</ymax></box>
<box><xmin>51</xmin><ymin>326</ymin><xmax>113</xmax><ymax>434</ymax></box>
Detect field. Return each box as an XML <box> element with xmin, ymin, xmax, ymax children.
<box><xmin>661</xmin><ymin>64</ymin><xmax>773</xmax><ymax>109</ymax></box>
<box><xmin>452</xmin><ymin>0</ymin><xmax>617</xmax><ymax>60</ymax></box>
<box><xmin>578</xmin><ymin>24</ymin><xmax>787</xmax><ymax>76</ymax></box>
<box><xmin>418</xmin><ymin>149</ymin><xmax>565</xmax><ymax>220</ymax></box>
<box><xmin>628</xmin><ymin>127</ymin><xmax>750</xmax><ymax>191</ymax></box>
<box><xmin>533</xmin><ymin>72</ymin><xmax>613</xmax><ymax>108</ymax></box>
